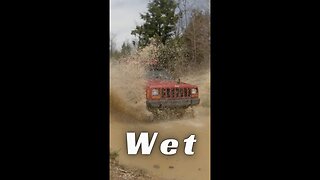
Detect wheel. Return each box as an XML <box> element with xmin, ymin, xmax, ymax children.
<box><xmin>173</xmin><ymin>108</ymin><xmax>186</xmax><ymax>119</ymax></box>
<box><xmin>149</xmin><ymin>108</ymin><xmax>162</xmax><ymax>120</ymax></box>
<box><xmin>186</xmin><ymin>107</ymin><xmax>195</xmax><ymax>118</ymax></box>
<box><xmin>152</xmin><ymin>110</ymin><xmax>160</xmax><ymax>120</ymax></box>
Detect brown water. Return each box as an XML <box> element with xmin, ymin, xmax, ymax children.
<box><xmin>110</xmin><ymin>61</ymin><xmax>210</xmax><ymax>180</ymax></box>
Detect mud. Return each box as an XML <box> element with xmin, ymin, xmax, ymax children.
<box><xmin>110</xmin><ymin>61</ymin><xmax>210</xmax><ymax>180</ymax></box>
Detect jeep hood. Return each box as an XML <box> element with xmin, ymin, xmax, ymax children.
<box><xmin>146</xmin><ymin>79</ymin><xmax>197</xmax><ymax>89</ymax></box>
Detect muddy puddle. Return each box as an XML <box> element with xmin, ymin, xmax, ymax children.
<box><xmin>110</xmin><ymin>61</ymin><xmax>210</xmax><ymax>180</ymax></box>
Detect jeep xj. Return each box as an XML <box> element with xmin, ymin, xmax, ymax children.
<box><xmin>145</xmin><ymin>68</ymin><xmax>200</xmax><ymax>116</ymax></box>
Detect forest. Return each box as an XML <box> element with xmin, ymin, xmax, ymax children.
<box><xmin>110</xmin><ymin>0</ymin><xmax>210</xmax><ymax>77</ymax></box>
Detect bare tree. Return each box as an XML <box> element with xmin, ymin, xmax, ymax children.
<box><xmin>110</xmin><ymin>33</ymin><xmax>117</xmax><ymax>56</ymax></box>
<box><xmin>175</xmin><ymin>0</ymin><xmax>189</xmax><ymax>35</ymax></box>
<box><xmin>182</xmin><ymin>10</ymin><xmax>210</xmax><ymax>68</ymax></box>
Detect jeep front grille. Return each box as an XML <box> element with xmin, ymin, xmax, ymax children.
<box><xmin>161</xmin><ymin>88</ymin><xmax>191</xmax><ymax>98</ymax></box>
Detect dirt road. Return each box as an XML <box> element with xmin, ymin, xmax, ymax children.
<box><xmin>110</xmin><ymin>62</ymin><xmax>210</xmax><ymax>180</ymax></box>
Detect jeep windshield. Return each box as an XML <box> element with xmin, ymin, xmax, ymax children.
<box><xmin>145</xmin><ymin>70</ymin><xmax>174</xmax><ymax>80</ymax></box>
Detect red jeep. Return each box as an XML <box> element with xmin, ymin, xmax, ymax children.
<box><xmin>145</xmin><ymin>66</ymin><xmax>200</xmax><ymax>117</ymax></box>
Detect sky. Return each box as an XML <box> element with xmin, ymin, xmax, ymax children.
<box><xmin>110</xmin><ymin>0</ymin><xmax>209</xmax><ymax>50</ymax></box>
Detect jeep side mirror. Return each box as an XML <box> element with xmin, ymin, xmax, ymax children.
<box><xmin>177</xmin><ymin>78</ymin><xmax>180</xmax><ymax>84</ymax></box>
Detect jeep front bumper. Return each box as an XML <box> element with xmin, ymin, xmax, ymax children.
<box><xmin>146</xmin><ymin>98</ymin><xmax>200</xmax><ymax>109</ymax></box>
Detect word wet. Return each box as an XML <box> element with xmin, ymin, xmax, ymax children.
<box><xmin>126</xmin><ymin>132</ymin><xmax>196</xmax><ymax>155</ymax></box>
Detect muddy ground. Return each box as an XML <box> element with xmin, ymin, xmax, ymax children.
<box><xmin>110</xmin><ymin>61</ymin><xmax>210</xmax><ymax>180</ymax></box>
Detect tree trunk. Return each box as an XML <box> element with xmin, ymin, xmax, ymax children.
<box><xmin>192</xmin><ymin>15</ymin><xmax>196</xmax><ymax>65</ymax></box>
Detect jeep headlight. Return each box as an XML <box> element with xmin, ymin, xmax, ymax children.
<box><xmin>152</xmin><ymin>89</ymin><xmax>159</xmax><ymax>96</ymax></box>
<box><xmin>191</xmin><ymin>88</ymin><xmax>197</xmax><ymax>94</ymax></box>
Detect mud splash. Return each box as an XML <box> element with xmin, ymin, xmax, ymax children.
<box><xmin>110</xmin><ymin>61</ymin><xmax>210</xmax><ymax>180</ymax></box>
<box><xmin>110</xmin><ymin>61</ymin><xmax>151</xmax><ymax>122</ymax></box>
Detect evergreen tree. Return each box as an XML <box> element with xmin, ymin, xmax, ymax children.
<box><xmin>131</xmin><ymin>0</ymin><xmax>179</xmax><ymax>48</ymax></box>
<box><xmin>120</xmin><ymin>42</ymin><xmax>132</xmax><ymax>56</ymax></box>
